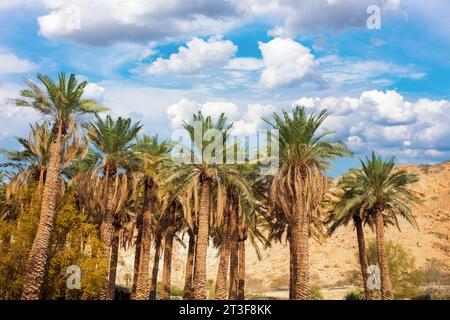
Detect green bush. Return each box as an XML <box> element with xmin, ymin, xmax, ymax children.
<box><xmin>366</xmin><ymin>239</ymin><xmax>426</xmax><ymax>299</ymax></box>
<box><xmin>311</xmin><ymin>284</ymin><xmax>323</xmax><ymax>300</ymax></box>
<box><xmin>345</xmin><ymin>290</ymin><xmax>365</xmax><ymax>300</ymax></box>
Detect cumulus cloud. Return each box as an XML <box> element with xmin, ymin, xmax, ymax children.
<box><xmin>244</xmin><ymin>0</ymin><xmax>402</xmax><ymax>36</ymax></box>
<box><xmin>82</xmin><ymin>83</ymin><xmax>105</xmax><ymax>103</ymax></box>
<box><xmin>167</xmin><ymin>99</ymin><xmax>241</xmax><ymax>129</ymax></box>
<box><xmin>294</xmin><ymin>90</ymin><xmax>450</xmax><ymax>160</ymax></box>
<box><xmin>258</xmin><ymin>37</ymin><xmax>323</xmax><ymax>89</ymax></box>
<box><xmin>166</xmin><ymin>99</ymin><xmax>275</xmax><ymax>136</ymax></box>
<box><xmin>30</xmin><ymin>0</ymin><xmax>407</xmax><ymax>46</ymax></box>
<box><xmin>232</xmin><ymin>104</ymin><xmax>276</xmax><ymax>135</ymax></box>
<box><xmin>146</xmin><ymin>37</ymin><xmax>237</xmax><ymax>75</ymax></box>
<box><xmin>0</xmin><ymin>83</ymin><xmax>40</xmax><ymax>146</ymax></box>
<box><xmin>166</xmin><ymin>90</ymin><xmax>450</xmax><ymax>162</ymax></box>
<box><xmin>0</xmin><ymin>48</ymin><xmax>36</xmax><ymax>74</ymax></box>
<box><xmin>37</xmin><ymin>0</ymin><xmax>243</xmax><ymax>45</ymax></box>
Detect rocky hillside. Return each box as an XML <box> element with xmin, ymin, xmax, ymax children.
<box><xmin>116</xmin><ymin>162</ymin><xmax>450</xmax><ymax>298</ymax></box>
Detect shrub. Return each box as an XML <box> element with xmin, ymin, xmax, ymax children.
<box><xmin>311</xmin><ymin>284</ymin><xmax>323</xmax><ymax>300</ymax></box>
<box><xmin>366</xmin><ymin>239</ymin><xmax>426</xmax><ymax>299</ymax></box>
<box><xmin>345</xmin><ymin>290</ymin><xmax>365</xmax><ymax>300</ymax></box>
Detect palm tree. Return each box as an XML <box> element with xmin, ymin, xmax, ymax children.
<box><xmin>149</xmin><ymin>233</ymin><xmax>162</xmax><ymax>300</ymax></box>
<box><xmin>327</xmin><ymin>173</ymin><xmax>375</xmax><ymax>300</ymax></box>
<box><xmin>182</xmin><ymin>228</ymin><xmax>196</xmax><ymax>300</ymax></box>
<box><xmin>166</xmin><ymin>112</ymin><xmax>253</xmax><ymax>299</ymax></box>
<box><xmin>160</xmin><ymin>197</ymin><xmax>184</xmax><ymax>300</ymax></box>
<box><xmin>13</xmin><ymin>73</ymin><xmax>107</xmax><ymax>300</ymax></box>
<box><xmin>131</xmin><ymin>135</ymin><xmax>171</xmax><ymax>300</ymax></box>
<box><xmin>264</xmin><ymin>107</ymin><xmax>349</xmax><ymax>299</ymax></box>
<box><xmin>214</xmin><ymin>192</ymin><xmax>232</xmax><ymax>300</ymax></box>
<box><xmin>85</xmin><ymin>115</ymin><xmax>142</xmax><ymax>299</ymax></box>
<box><xmin>1</xmin><ymin>122</ymin><xmax>88</xmax><ymax>205</ymax></box>
<box><xmin>341</xmin><ymin>152</ymin><xmax>420</xmax><ymax>299</ymax></box>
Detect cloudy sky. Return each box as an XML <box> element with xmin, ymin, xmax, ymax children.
<box><xmin>0</xmin><ymin>0</ymin><xmax>449</xmax><ymax>176</ymax></box>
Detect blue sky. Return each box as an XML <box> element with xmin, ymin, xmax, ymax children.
<box><xmin>0</xmin><ymin>0</ymin><xmax>449</xmax><ymax>177</ymax></box>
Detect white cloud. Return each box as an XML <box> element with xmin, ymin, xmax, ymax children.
<box><xmin>243</xmin><ymin>0</ymin><xmax>403</xmax><ymax>36</ymax></box>
<box><xmin>319</xmin><ymin>55</ymin><xmax>425</xmax><ymax>87</ymax></box>
<box><xmin>37</xmin><ymin>0</ymin><xmax>244</xmax><ymax>45</ymax></box>
<box><xmin>0</xmin><ymin>0</ymin><xmax>41</xmax><ymax>10</ymax></box>
<box><xmin>166</xmin><ymin>99</ymin><xmax>275</xmax><ymax>136</ymax></box>
<box><xmin>359</xmin><ymin>90</ymin><xmax>416</xmax><ymax>125</ymax></box>
<box><xmin>167</xmin><ymin>98</ymin><xmax>241</xmax><ymax>129</ymax></box>
<box><xmin>0</xmin><ymin>83</ymin><xmax>40</xmax><ymax>147</ymax></box>
<box><xmin>293</xmin><ymin>90</ymin><xmax>450</xmax><ymax>160</ymax></box>
<box><xmin>232</xmin><ymin>104</ymin><xmax>276</xmax><ymax>135</ymax></box>
<box><xmin>258</xmin><ymin>37</ymin><xmax>322</xmax><ymax>89</ymax></box>
<box><xmin>146</xmin><ymin>37</ymin><xmax>237</xmax><ymax>75</ymax></box>
<box><xmin>0</xmin><ymin>48</ymin><xmax>36</xmax><ymax>74</ymax></box>
<box><xmin>167</xmin><ymin>98</ymin><xmax>202</xmax><ymax>129</ymax></box>
<box><xmin>201</xmin><ymin>101</ymin><xmax>240</xmax><ymax>120</ymax></box>
<box><xmin>225</xmin><ymin>58</ymin><xmax>264</xmax><ymax>71</ymax></box>
<box><xmin>26</xmin><ymin>0</ymin><xmax>407</xmax><ymax>47</ymax></box>
<box><xmin>82</xmin><ymin>83</ymin><xmax>105</xmax><ymax>103</ymax></box>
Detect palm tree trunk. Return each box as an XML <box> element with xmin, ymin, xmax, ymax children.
<box><xmin>228</xmin><ymin>207</ymin><xmax>239</xmax><ymax>300</ymax></box>
<box><xmin>131</xmin><ymin>213</ymin><xmax>143</xmax><ymax>296</ymax></box>
<box><xmin>107</xmin><ymin>223</ymin><xmax>120</xmax><ymax>300</ymax></box>
<box><xmin>183</xmin><ymin>230</ymin><xmax>196</xmax><ymax>300</ymax></box>
<box><xmin>291</xmin><ymin>175</ymin><xmax>310</xmax><ymax>300</ymax></box>
<box><xmin>375</xmin><ymin>210</ymin><xmax>394</xmax><ymax>300</ymax></box>
<box><xmin>133</xmin><ymin>179</ymin><xmax>153</xmax><ymax>300</ymax></box>
<box><xmin>149</xmin><ymin>235</ymin><xmax>161</xmax><ymax>300</ymax></box>
<box><xmin>21</xmin><ymin>124</ymin><xmax>63</xmax><ymax>300</ymax></box>
<box><xmin>237</xmin><ymin>240</ymin><xmax>245</xmax><ymax>300</ymax></box>
<box><xmin>99</xmin><ymin>167</ymin><xmax>116</xmax><ymax>300</ymax></box>
<box><xmin>215</xmin><ymin>210</ymin><xmax>231</xmax><ymax>300</ymax></box>
<box><xmin>288</xmin><ymin>227</ymin><xmax>297</xmax><ymax>299</ymax></box>
<box><xmin>192</xmin><ymin>180</ymin><xmax>210</xmax><ymax>300</ymax></box>
<box><xmin>354</xmin><ymin>215</ymin><xmax>374</xmax><ymax>300</ymax></box>
<box><xmin>160</xmin><ymin>208</ymin><xmax>176</xmax><ymax>300</ymax></box>
<box><xmin>160</xmin><ymin>235</ymin><xmax>174</xmax><ymax>300</ymax></box>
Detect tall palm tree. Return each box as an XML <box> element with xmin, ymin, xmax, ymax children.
<box><xmin>327</xmin><ymin>173</ymin><xmax>375</xmax><ymax>300</ymax></box>
<box><xmin>182</xmin><ymin>228</ymin><xmax>196</xmax><ymax>300</ymax></box>
<box><xmin>341</xmin><ymin>152</ymin><xmax>420</xmax><ymax>299</ymax></box>
<box><xmin>85</xmin><ymin>115</ymin><xmax>142</xmax><ymax>299</ymax></box>
<box><xmin>160</xmin><ymin>197</ymin><xmax>184</xmax><ymax>300</ymax></box>
<box><xmin>148</xmin><ymin>232</ymin><xmax>162</xmax><ymax>300</ymax></box>
<box><xmin>14</xmin><ymin>73</ymin><xmax>107</xmax><ymax>300</ymax></box>
<box><xmin>131</xmin><ymin>135</ymin><xmax>171</xmax><ymax>300</ymax></box>
<box><xmin>214</xmin><ymin>193</ymin><xmax>232</xmax><ymax>300</ymax></box>
<box><xmin>166</xmin><ymin>112</ymin><xmax>253</xmax><ymax>299</ymax></box>
<box><xmin>264</xmin><ymin>107</ymin><xmax>349</xmax><ymax>299</ymax></box>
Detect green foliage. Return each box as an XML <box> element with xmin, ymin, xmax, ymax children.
<box><xmin>170</xmin><ymin>286</ymin><xmax>184</xmax><ymax>297</ymax></box>
<box><xmin>86</xmin><ymin>115</ymin><xmax>142</xmax><ymax>169</ymax></box>
<box><xmin>0</xmin><ymin>187</ymin><xmax>39</xmax><ymax>299</ymax></box>
<box><xmin>0</xmin><ymin>188</ymin><xmax>106</xmax><ymax>300</ymax></box>
<box><xmin>345</xmin><ymin>290</ymin><xmax>365</xmax><ymax>300</ymax></box>
<box><xmin>14</xmin><ymin>73</ymin><xmax>108</xmax><ymax>124</ymax></box>
<box><xmin>310</xmin><ymin>284</ymin><xmax>323</xmax><ymax>300</ymax></box>
<box><xmin>366</xmin><ymin>239</ymin><xmax>426</xmax><ymax>299</ymax></box>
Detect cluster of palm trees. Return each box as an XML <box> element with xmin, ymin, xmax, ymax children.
<box><xmin>0</xmin><ymin>73</ymin><xmax>421</xmax><ymax>300</ymax></box>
